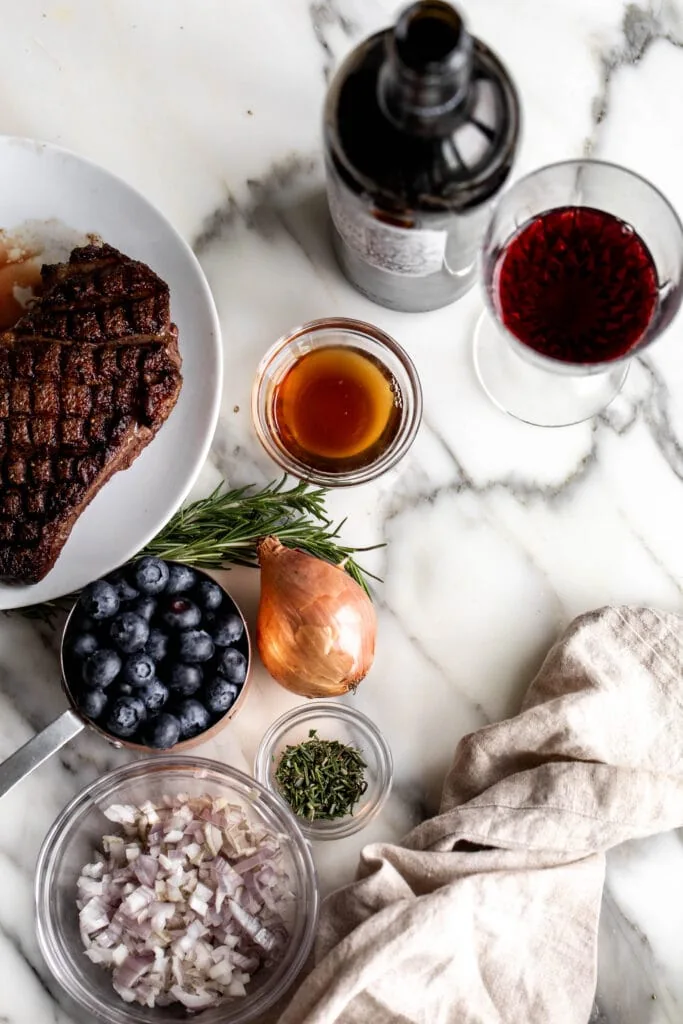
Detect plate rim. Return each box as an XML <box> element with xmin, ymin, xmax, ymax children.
<box><xmin>0</xmin><ymin>134</ymin><xmax>223</xmax><ymax>610</ymax></box>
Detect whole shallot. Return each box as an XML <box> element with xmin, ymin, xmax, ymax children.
<box><xmin>256</xmin><ymin>537</ymin><xmax>376</xmax><ymax>697</ymax></box>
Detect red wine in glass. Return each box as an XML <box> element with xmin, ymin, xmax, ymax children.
<box><xmin>494</xmin><ymin>206</ymin><xmax>659</xmax><ymax>364</ymax></box>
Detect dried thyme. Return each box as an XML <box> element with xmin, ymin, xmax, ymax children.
<box><xmin>274</xmin><ymin>729</ymin><xmax>368</xmax><ymax>821</ymax></box>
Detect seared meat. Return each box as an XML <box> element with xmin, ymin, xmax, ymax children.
<box><xmin>0</xmin><ymin>243</ymin><xmax>182</xmax><ymax>584</ymax></box>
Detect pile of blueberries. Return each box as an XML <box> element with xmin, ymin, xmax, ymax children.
<box><xmin>65</xmin><ymin>557</ymin><xmax>249</xmax><ymax>749</ymax></box>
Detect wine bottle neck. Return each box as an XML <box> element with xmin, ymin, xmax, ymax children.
<box><xmin>378</xmin><ymin>1</ymin><xmax>473</xmax><ymax>134</ymax></box>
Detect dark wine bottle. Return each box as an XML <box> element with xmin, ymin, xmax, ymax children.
<box><xmin>324</xmin><ymin>1</ymin><xmax>521</xmax><ymax>312</ymax></box>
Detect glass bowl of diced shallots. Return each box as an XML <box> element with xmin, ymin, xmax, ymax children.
<box><xmin>35</xmin><ymin>756</ymin><xmax>318</xmax><ymax>1024</ymax></box>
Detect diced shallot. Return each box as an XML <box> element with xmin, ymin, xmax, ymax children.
<box><xmin>76</xmin><ymin>795</ymin><xmax>293</xmax><ymax>1011</ymax></box>
<box><xmin>77</xmin><ymin>876</ymin><xmax>104</xmax><ymax>899</ymax></box>
<box><xmin>80</xmin><ymin>860</ymin><xmax>104</xmax><ymax>880</ymax></box>
<box><xmin>79</xmin><ymin>897</ymin><xmax>110</xmax><ymax>936</ymax></box>
<box><xmin>133</xmin><ymin>855</ymin><xmax>159</xmax><ymax>887</ymax></box>
<box><xmin>105</xmin><ymin>804</ymin><xmax>138</xmax><ymax>825</ymax></box>
<box><xmin>169</xmin><ymin>985</ymin><xmax>216</xmax><ymax>1010</ymax></box>
<box><xmin>113</xmin><ymin>952</ymin><xmax>155</xmax><ymax>992</ymax></box>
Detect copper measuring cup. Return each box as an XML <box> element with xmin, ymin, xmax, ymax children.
<box><xmin>0</xmin><ymin>565</ymin><xmax>252</xmax><ymax>799</ymax></box>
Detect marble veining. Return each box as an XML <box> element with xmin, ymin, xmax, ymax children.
<box><xmin>0</xmin><ymin>1</ymin><xmax>679</xmax><ymax>1021</ymax></box>
<box><xmin>587</xmin><ymin>3</ymin><xmax>683</xmax><ymax>154</ymax></box>
<box><xmin>307</xmin><ymin>0</ymin><xmax>357</xmax><ymax>79</ymax></box>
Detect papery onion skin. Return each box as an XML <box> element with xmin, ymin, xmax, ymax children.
<box><xmin>256</xmin><ymin>537</ymin><xmax>376</xmax><ymax>697</ymax></box>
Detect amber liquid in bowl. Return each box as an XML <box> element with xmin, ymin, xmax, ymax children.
<box><xmin>272</xmin><ymin>345</ymin><xmax>401</xmax><ymax>472</ymax></box>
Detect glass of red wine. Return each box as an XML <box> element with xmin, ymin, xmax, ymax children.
<box><xmin>473</xmin><ymin>160</ymin><xmax>683</xmax><ymax>426</ymax></box>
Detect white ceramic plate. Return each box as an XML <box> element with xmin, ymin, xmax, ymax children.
<box><xmin>0</xmin><ymin>137</ymin><xmax>222</xmax><ymax>609</ymax></box>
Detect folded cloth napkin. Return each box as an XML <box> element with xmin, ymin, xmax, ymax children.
<box><xmin>276</xmin><ymin>606</ymin><xmax>683</xmax><ymax>1024</ymax></box>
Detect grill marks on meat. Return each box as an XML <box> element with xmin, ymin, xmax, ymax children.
<box><xmin>0</xmin><ymin>244</ymin><xmax>182</xmax><ymax>584</ymax></box>
<box><xmin>19</xmin><ymin>244</ymin><xmax>173</xmax><ymax>343</ymax></box>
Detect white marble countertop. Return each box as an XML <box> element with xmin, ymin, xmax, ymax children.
<box><xmin>0</xmin><ymin>1</ymin><xmax>681</xmax><ymax>1022</ymax></box>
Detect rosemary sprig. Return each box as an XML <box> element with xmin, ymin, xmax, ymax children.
<box><xmin>274</xmin><ymin>729</ymin><xmax>368</xmax><ymax>821</ymax></box>
<box><xmin>16</xmin><ymin>477</ymin><xmax>382</xmax><ymax>623</ymax></box>
<box><xmin>142</xmin><ymin>477</ymin><xmax>380</xmax><ymax>593</ymax></box>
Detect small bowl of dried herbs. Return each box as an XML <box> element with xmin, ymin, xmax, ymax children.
<box><xmin>254</xmin><ymin>701</ymin><xmax>393</xmax><ymax>840</ymax></box>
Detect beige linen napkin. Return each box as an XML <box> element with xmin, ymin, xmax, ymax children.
<box><xmin>277</xmin><ymin>606</ymin><xmax>683</xmax><ymax>1024</ymax></box>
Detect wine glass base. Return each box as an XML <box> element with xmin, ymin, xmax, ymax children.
<box><xmin>473</xmin><ymin>311</ymin><xmax>629</xmax><ymax>427</ymax></box>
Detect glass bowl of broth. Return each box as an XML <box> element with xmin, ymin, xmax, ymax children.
<box><xmin>251</xmin><ymin>317</ymin><xmax>422</xmax><ymax>486</ymax></box>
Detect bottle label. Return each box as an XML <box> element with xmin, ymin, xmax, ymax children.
<box><xmin>327</xmin><ymin>176</ymin><xmax>447</xmax><ymax>277</ymax></box>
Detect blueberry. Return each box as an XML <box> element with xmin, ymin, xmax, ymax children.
<box><xmin>82</xmin><ymin>649</ymin><xmax>121</xmax><ymax>689</ymax></box>
<box><xmin>138</xmin><ymin>678</ymin><xmax>169</xmax><ymax>713</ymax></box>
<box><xmin>77</xmin><ymin>688</ymin><xmax>108</xmax><ymax>720</ymax></box>
<box><xmin>176</xmin><ymin>699</ymin><xmax>211</xmax><ymax>739</ymax></box>
<box><xmin>178</xmin><ymin>630</ymin><xmax>214</xmax><ymax>663</ymax></box>
<box><xmin>162</xmin><ymin>597</ymin><xmax>201</xmax><ymax>631</ymax></box>
<box><xmin>70</xmin><ymin>632</ymin><xmax>98</xmax><ymax>659</ymax></box>
<box><xmin>204</xmin><ymin>677</ymin><xmax>240</xmax><ymax>715</ymax></box>
<box><xmin>145</xmin><ymin>713</ymin><xmax>181</xmax><ymax>750</ymax></box>
<box><xmin>217</xmin><ymin>648</ymin><xmax>248</xmax><ymax>685</ymax></box>
<box><xmin>122</xmin><ymin>653</ymin><xmax>156</xmax><ymax>687</ymax></box>
<box><xmin>105</xmin><ymin>696</ymin><xmax>146</xmax><ymax>739</ymax></box>
<box><xmin>166</xmin><ymin>564</ymin><xmax>197</xmax><ymax>595</ymax></box>
<box><xmin>169</xmin><ymin>663</ymin><xmax>203</xmax><ymax>696</ymax></box>
<box><xmin>80</xmin><ymin>580</ymin><xmax>120</xmax><ymax>620</ymax></box>
<box><xmin>145</xmin><ymin>628</ymin><xmax>169</xmax><ymax>662</ymax></box>
<box><xmin>118</xmin><ymin>682</ymin><xmax>134</xmax><ymax>696</ymax></box>
<box><xmin>194</xmin><ymin>579</ymin><xmax>223</xmax><ymax>611</ymax></box>
<box><xmin>110</xmin><ymin>612</ymin><xmax>149</xmax><ymax>654</ymax></box>
<box><xmin>107</xmin><ymin>570</ymin><xmax>139</xmax><ymax>603</ymax></box>
<box><xmin>211</xmin><ymin>612</ymin><xmax>244</xmax><ymax>647</ymax></box>
<box><xmin>75</xmin><ymin>614</ymin><xmax>96</xmax><ymax>633</ymax></box>
<box><xmin>132</xmin><ymin>596</ymin><xmax>157</xmax><ymax>622</ymax></box>
<box><xmin>133</xmin><ymin>557</ymin><xmax>170</xmax><ymax>596</ymax></box>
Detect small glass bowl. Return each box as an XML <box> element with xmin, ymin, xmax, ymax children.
<box><xmin>251</xmin><ymin>317</ymin><xmax>422</xmax><ymax>486</ymax></box>
<box><xmin>254</xmin><ymin>701</ymin><xmax>393</xmax><ymax>841</ymax></box>
<box><xmin>35</xmin><ymin>756</ymin><xmax>318</xmax><ymax>1024</ymax></box>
